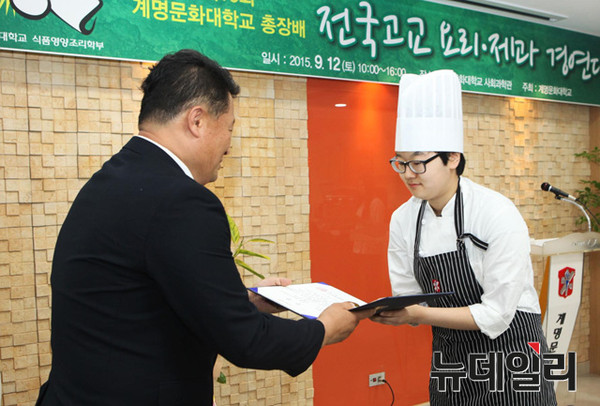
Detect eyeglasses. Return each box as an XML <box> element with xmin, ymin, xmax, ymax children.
<box><xmin>389</xmin><ymin>153</ymin><xmax>441</xmax><ymax>174</ymax></box>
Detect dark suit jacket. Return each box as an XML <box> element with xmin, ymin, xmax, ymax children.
<box><xmin>37</xmin><ymin>137</ymin><xmax>324</xmax><ymax>406</ymax></box>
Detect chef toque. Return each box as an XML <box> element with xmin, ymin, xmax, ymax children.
<box><xmin>395</xmin><ymin>70</ymin><xmax>463</xmax><ymax>153</ymax></box>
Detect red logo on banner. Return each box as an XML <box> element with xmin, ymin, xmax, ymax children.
<box><xmin>558</xmin><ymin>267</ymin><xmax>575</xmax><ymax>298</ymax></box>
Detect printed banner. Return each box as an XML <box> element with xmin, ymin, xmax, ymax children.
<box><xmin>1</xmin><ymin>0</ymin><xmax>599</xmax><ymax>105</ymax></box>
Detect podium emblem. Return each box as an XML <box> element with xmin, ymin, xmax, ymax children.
<box><xmin>558</xmin><ymin>267</ymin><xmax>575</xmax><ymax>298</ymax></box>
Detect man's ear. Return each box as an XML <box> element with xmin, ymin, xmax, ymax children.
<box><xmin>187</xmin><ymin>105</ymin><xmax>207</xmax><ymax>138</ymax></box>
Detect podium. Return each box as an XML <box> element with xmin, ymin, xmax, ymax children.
<box><xmin>530</xmin><ymin>232</ymin><xmax>600</xmax><ymax>358</ymax></box>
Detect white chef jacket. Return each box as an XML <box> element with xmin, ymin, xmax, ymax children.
<box><xmin>388</xmin><ymin>177</ymin><xmax>541</xmax><ymax>339</ymax></box>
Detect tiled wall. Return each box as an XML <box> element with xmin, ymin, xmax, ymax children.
<box><xmin>0</xmin><ymin>49</ymin><xmax>593</xmax><ymax>405</ymax></box>
<box><xmin>0</xmin><ymin>51</ymin><xmax>145</xmax><ymax>406</ymax></box>
<box><xmin>0</xmin><ymin>50</ymin><xmax>316</xmax><ymax>406</ymax></box>
<box><xmin>211</xmin><ymin>72</ymin><xmax>316</xmax><ymax>405</ymax></box>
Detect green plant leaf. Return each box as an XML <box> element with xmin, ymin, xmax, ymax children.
<box><xmin>227</xmin><ymin>214</ymin><xmax>240</xmax><ymax>244</ymax></box>
<box><xmin>233</xmin><ymin>238</ymin><xmax>244</xmax><ymax>258</ymax></box>
<box><xmin>234</xmin><ymin>258</ymin><xmax>265</xmax><ymax>279</ymax></box>
<box><xmin>217</xmin><ymin>372</ymin><xmax>227</xmax><ymax>384</ymax></box>
<box><xmin>227</xmin><ymin>216</ymin><xmax>272</xmax><ymax>279</ymax></box>
<box><xmin>575</xmin><ymin>149</ymin><xmax>600</xmax><ymax>231</ymax></box>
<box><xmin>237</xmin><ymin>249</ymin><xmax>270</xmax><ymax>260</ymax></box>
<box><xmin>245</xmin><ymin>238</ymin><xmax>274</xmax><ymax>244</ymax></box>
<box><xmin>575</xmin><ymin>147</ymin><xmax>600</xmax><ymax>164</ymax></box>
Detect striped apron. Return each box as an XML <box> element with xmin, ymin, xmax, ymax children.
<box><xmin>413</xmin><ymin>184</ymin><xmax>557</xmax><ymax>405</ymax></box>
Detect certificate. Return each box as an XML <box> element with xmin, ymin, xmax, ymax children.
<box><xmin>249</xmin><ymin>282</ymin><xmax>452</xmax><ymax>319</ymax></box>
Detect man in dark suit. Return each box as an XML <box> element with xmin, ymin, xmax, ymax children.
<box><xmin>36</xmin><ymin>49</ymin><xmax>368</xmax><ymax>405</ymax></box>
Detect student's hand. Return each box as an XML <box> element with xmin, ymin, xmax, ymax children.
<box><xmin>317</xmin><ymin>303</ymin><xmax>375</xmax><ymax>346</ymax></box>
<box><xmin>370</xmin><ymin>304</ymin><xmax>421</xmax><ymax>326</ymax></box>
<box><xmin>248</xmin><ymin>277</ymin><xmax>292</xmax><ymax>313</ymax></box>
<box><xmin>372</xmin><ymin>305</ymin><xmax>480</xmax><ymax>330</ymax></box>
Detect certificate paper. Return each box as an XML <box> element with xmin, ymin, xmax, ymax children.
<box><xmin>249</xmin><ymin>282</ymin><xmax>366</xmax><ymax>319</ymax></box>
<box><xmin>249</xmin><ymin>282</ymin><xmax>452</xmax><ymax>319</ymax></box>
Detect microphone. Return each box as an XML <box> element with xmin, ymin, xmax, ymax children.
<box><xmin>540</xmin><ymin>182</ymin><xmax>578</xmax><ymax>201</ymax></box>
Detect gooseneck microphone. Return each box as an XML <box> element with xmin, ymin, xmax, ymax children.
<box><xmin>541</xmin><ymin>181</ymin><xmax>600</xmax><ymax>232</ymax></box>
<box><xmin>540</xmin><ymin>182</ymin><xmax>578</xmax><ymax>201</ymax></box>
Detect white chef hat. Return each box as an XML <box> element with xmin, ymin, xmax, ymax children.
<box><xmin>395</xmin><ymin>70</ymin><xmax>463</xmax><ymax>153</ymax></box>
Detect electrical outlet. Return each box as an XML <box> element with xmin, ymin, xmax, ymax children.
<box><xmin>369</xmin><ymin>372</ymin><xmax>385</xmax><ymax>387</ymax></box>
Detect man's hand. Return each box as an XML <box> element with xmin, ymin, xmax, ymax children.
<box><xmin>248</xmin><ymin>277</ymin><xmax>292</xmax><ymax>313</ymax></box>
<box><xmin>317</xmin><ymin>302</ymin><xmax>375</xmax><ymax>346</ymax></box>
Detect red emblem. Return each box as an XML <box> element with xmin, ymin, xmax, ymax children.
<box><xmin>527</xmin><ymin>342</ymin><xmax>540</xmax><ymax>354</ymax></box>
<box><xmin>558</xmin><ymin>267</ymin><xmax>575</xmax><ymax>298</ymax></box>
<box><xmin>432</xmin><ymin>279</ymin><xmax>441</xmax><ymax>293</ymax></box>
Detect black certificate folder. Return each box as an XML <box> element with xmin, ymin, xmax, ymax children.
<box><xmin>249</xmin><ymin>282</ymin><xmax>453</xmax><ymax>319</ymax></box>
<box><xmin>350</xmin><ymin>292</ymin><xmax>454</xmax><ymax>314</ymax></box>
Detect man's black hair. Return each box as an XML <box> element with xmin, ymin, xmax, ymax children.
<box><xmin>138</xmin><ymin>49</ymin><xmax>240</xmax><ymax>126</ymax></box>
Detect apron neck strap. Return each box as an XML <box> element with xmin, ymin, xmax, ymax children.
<box><xmin>455</xmin><ymin>179</ymin><xmax>489</xmax><ymax>251</ymax></box>
<box><xmin>414</xmin><ymin>178</ymin><xmax>488</xmax><ymax>256</ymax></box>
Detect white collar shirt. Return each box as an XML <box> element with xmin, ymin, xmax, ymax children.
<box><xmin>135</xmin><ymin>135</ymin><xmax>194</xmax><ymax>180</ymax></box>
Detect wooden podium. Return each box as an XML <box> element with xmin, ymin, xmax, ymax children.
<box><xmin>531</xmin><ymin>232</ymin><xmax>600</xmax><ymax>371</ymax></box>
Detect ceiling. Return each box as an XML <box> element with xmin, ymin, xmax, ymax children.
<box><xmin>426</xmin><ymin>0</ymin><xmax>600</xmax><ymax>37</ymax></box>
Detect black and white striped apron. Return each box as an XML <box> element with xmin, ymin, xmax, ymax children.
<box><xmin>413</xmin><ymin>183</ymin><xmax>557</xmax><ymax>406</ymax></box>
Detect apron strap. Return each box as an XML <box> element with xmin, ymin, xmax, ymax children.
<box><xmin>459</xmin><ymin>232</ymin><xmax>489</xmax><ymax>251</ymax></box>
<box><xmin>455</xmin><ymin>179</ymin><xmax>489</xmax><ymax>251</ymax></box>
<box><xmin>414</xmin><ymin>178</ymin><xmax>488</xmax><ymax>273</ymax></box>
<box><xmin>413</xmin><ymin>200</ymin><xmax>427</xmax><ymax>272</ymax></box>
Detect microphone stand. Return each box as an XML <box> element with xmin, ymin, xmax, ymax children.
<box><xmin>556</xmin><ymin>196</ymin><xmax>595</xmax><ymax>232</ymax></box>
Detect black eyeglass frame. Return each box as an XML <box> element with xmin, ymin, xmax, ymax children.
<box><xmin>389</xmin><ymin>153</ymin><xmax>441</xmax><ymax>174</ymax></box>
